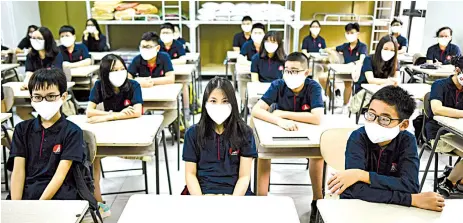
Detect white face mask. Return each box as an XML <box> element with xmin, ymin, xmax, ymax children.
<box><xmin>173</xmin><ymin>32</ymin><xmax>180</xmax><ymax>40</ymax></box>
<box><xmin>364</xmin><ymin>121</ymin><xmax>401</xmax><ymax>144</ymax></box>
<box><xmin>284</xmin><ymin>73</ymin><xmax>306</xmax><ymax>89</ymax></box>
<box><xmin>251</xmin><ymin>33</ymin><xmax>265</xmax><ymax>44</ymax></box>
<box><xmin>86</xmin><ymin>26</ymin><xmax>97</xmax><ymax>33</ymax></box>
<box><xmin>31</xmin><ymin>99</ymin><xmax>63</xmax><ymax>121</ymax></box>
<box><xmin>381</xmin><ymin>50</ymin><xmax>395</xmax><ymax>61</ymax></box>
<box><xmin>206</xmin><ymin>103</ymin><xmax>232</xmax><ymax>125</ymax></box>
<box><xmin>310</xmin><ymin>27</ymin><xmax>321</xmax><ymax>36</ymax></box>
<box><xmin>345</xmin><ymin>33</ymin><xmax>358</xmax><ymax>43</ymax></box>
<box><xmin>160</xmin><ymin>34</ymin><xmax>174</xmax><ymax>44</ymax></box>
<box><xmin>30</xmin><ymin>39</ymin><xmax>45</xmax><ymax>51</ymax></box>
<box><xmin>438</xmin><ymin>37</ymin><xmax>451</xmax><ymax>46</ymax></box>
<box><xmin>241</xmin><ymin>24</ymin><xmax>252</xmax><ymax>33</ymax></box>
<box><xmin>140</xmin><ymin>48</ymin><xmax>157</xmax><ymax>60</ymax></box>
<box><xmin>391</xmin><ymin>26</ymin><xmax>401</xmax><ymax>34</ymax></box>
<box><xmin>457</xmin><ymin>73</ymin><xmax>463</xmax><ymax>86</ymax></box>
<box><xmin>60</xmin><ymin>36</ymin><xmax>75</xmax><ymax>47</ymax></box>
<box><xmin>109</xmin><ymin>70</ymin><xmax>127</xmax><ymax>87</ymax></box>
<box><xmin>264</xmin><ymin>42</ymin><xmax>278</xmax><ymax>53</ymax></box>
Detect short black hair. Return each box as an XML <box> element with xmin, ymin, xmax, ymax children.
<box><xmin>391</xmin><ymin>17</ymin><xmax>403</xmax><ymax>26</ymax></box>
<box><xmin>242</xmin><ymin>16</ymin><xmax>252</xmax><ymax>22</ymax></box>
<box><xmin>28</xmin><ymin>68</ymin><xmax>67</xmax><ymax>95</ymax></box>
<box><xmin>160</xmin><ymin>23</ymin><xmax>175</xmax><ymax>32</ymax></box>
<box><xmin>436</xmin><ymin>26</ymin><xmax>453</xmax><ymax>37</ymax></box>
<box><xmin>285</xmin><ymin>52</ymin><xmax>310</xmax><ymax>69</ymax></box>
<box><xmin>252</xmin><ymin>23</ymin><xmax>265</xmax><ymax>32</ymax></box>
<box><xmin>59</xmin><ymin>25</ymin><xmax>75</xmax><ymax>35</ymax></box>
<box><xmin>451</xmin><ymin>55</ymin><xmax>463</xmax><ymax>70</ymax></box>
<box><xmin>370</xmin><ymin>85</ymin><xmax>416</xmax><ymax>120</ymax></box>
<box><xmin>141</xmin><ymin>31</ymin><xmax>160</xmax><ymax>44</ymax></box>
<box><xmin>345</xmin><ymin>22</ymin><xmax>360</xmax><ymax>32</ymax></box>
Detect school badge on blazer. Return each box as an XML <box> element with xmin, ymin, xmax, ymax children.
<box><xmin>446</xmin><ymin>55</ymin><xmax>452</xmax><ymax>61</ymax></box>
<box><xmin>53</xmin><ymin>144</ymin><xmax>62</xmax><ymax>154</ymax></box>
<box><xmin>278</xmin><ymin>65</ymin><xmax>283</xmax><ymax>71</ymax></box>
<box><xmin>124</xmin><ymin>99</ymin><xmax>131</xmax><ymax>106</ymax></box>
<box><xmin>356</xmin><ymin>52</ymin><xmax>359</xmax><ymax>56</ymax></box>
<box><xmin>390</xmin><ymin>163</ymin><xmax>398</xmax><ymax>173</ymax></box>
<box><xmin>318</xmin><ymin>43</ymin><xmax>322</xmax><ymax>48</ymax></box>
<box><xmin>173</xmin><ymin>53</ymin><xmax>178</xmax><ymax>58</ymax></box>
<box><xmin>160</xmin><ymin>70</ymin><xmax>164</xmax><ymax>76</ymax></box>
<box><xmin>229</xmin><ymin>148</ymin><xmax>240</xmax><ymax>156</ymax></box>
<box><xmin>302</xmin><ymin>104</ymin><xmax>310</xmax><ymax>111</ymax></box>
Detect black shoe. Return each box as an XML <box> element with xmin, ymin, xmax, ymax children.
<box><xmin>437</xmin><ymin>166</ymin><xmax>453</xmax><ymax>184</ymax></box>
<box><xmin>456</xmin><ymin>180</ymin><xmax>463</xmax><ymax>193</ymax></box>
<box><xmin>437</xmin><ymin>178</ymin><xmax>454</xmax><ymax>198</ymax></box>
<box><xmin>309</xmin><ymin>200</ymin><xmax>318</xmax><ymax>223</ymax></box>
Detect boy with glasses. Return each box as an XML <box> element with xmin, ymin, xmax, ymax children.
<box><xmin>9</xmin><ymin>68</ymin><xmax>85</xmax><ymax>200</ymax></box>
<box><xmin>328</xmin><ymin>86</ymin><xmax>445</xmax><ymax>212</ymax></box>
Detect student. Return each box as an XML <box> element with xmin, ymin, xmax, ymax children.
<box><xmin>16</xmin><ymin>25</ymin><xmax>38</xmax><ymax>54</ymax></box>
<box><xmin>426</xmin><ymin>27</ymin><xmax>461</xmax><ymax>65</ymax></box>
<box><xmin>252</xmin><ymin>52</ymin><xmax>324</xmax><ymax>221</ymax></box>
<box><xmin>86</xmin><ymin>54</ymin><xmax>143</xmax><ymax>218</ymax></box>
<box><xmin>183</xmin><ymin>77</ymin><xmax>257</xmax><ymax>195</ymax></box>
<box><xmin>159</xmin><ymin>23</ymin><xmax>186</xmax><ymax>65</ymax></box>
<box><xmin>239</xmin><ymin>23</ymin><xmax>266</xmax><ymax>63</ymax></box>
<box><xmin>301</xmin><ymin>20</ymin><xmax>326</xmax><ymax>54</ymax></box>
<box><xmin>328</xmin><ymin>86</ymin><xmax>445</xmax><ymax>212</ymax></box>
<box><xmin>82</xmin><ymin>18</ymin><xmax>109</xmax><ymax>52</ymax></box>
<box><xmin>251</xmin><ymin>31</ymin><xmax>285</xmax><ymax>82</ymax></box>
<box><xmin>390</xmin><ymin>17</ymin><xmax>408</xmax><ymax>54</ymax></box>
<box><xmin>350</xmin><ymin>35</ymin><xmax>399</xmax><ymax>113</ymax></box>
<box><xmin>173</xmin><ymin>24</ymin><xmax>189</xmax><ymax>52</ymax></box>
<box><xmin>233</xmin><ymin>16</ymin><xmax>253</xmax><ymax>52</ymax></box>
<box><xmin>9</xmin><ymin>68</ymin><xmax>85</xmax><ymax>201</ymax></box>
<box><xmin>59</xmin><ymin>25</ymin><xmax>91</xmax><ymax>68</ymax></box>
<box><xmin>324</xmin><ymin>23</ymin><xmax>367</xmax><ymax>109</ymax></box>
<box><xmin>18</xmin><ymin>27</ymin><xmax>63</xmax><ymax>121</ymax></box>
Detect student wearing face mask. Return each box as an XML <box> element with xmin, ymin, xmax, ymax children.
<box><xmin>301</xmin><ymin>20</ymin><xmax>326</xmax><ymax>54</ymax></box>
<box><xmin>182</xmin><ymin>77</ymin><xmax>257</xmax><ymax>196</ymax></box>
<box><xmin>426</xmin><ymin>27</ymin><xmax>461</xmax><ymax>65</ymax></box>
<box><xmin>252</xmin><ymin>52</ymin><xmax>324</xmax><ymax>222</ymax></box>
<box><xmin>82</xmin><ymin>18</ymin><xmax>109</xmax><ymax>52</ymax></box>
<box><xmin>16</xmin><ymin>25</ymin><xmax>38</xmax><ymax>54</ymax></box>
<box><xmin>251</xmin><ymin>31</ymin><xmax>285</xmax><ymax>82</ymax></box>
<box><xmin>239</xmin><ymin>23</ymin><xmax>266</xmax><ymax>63</ymax></box>
<box><xmin>390</xmin><ymin>18</ymin><xmax>408</xmax><ymax>54</ymax></box>
<box><xmin>159</xmin><ymin>23</ymin><xmax>186</xmax><ymax>65</ymax></box>
<box><xmin>173</xmin><ymin>24</ymin><xmax>189</xmax><ymax>53</ymax></box>
<box><xmin>350</xmin><ymin>35</ymin><xmax>400</xmax><ymax>114</ymax></box>
<box><xmin>9</xmin><ymin>68</ymin><xmax>85</xmax><ymax>202</ymax></box>
<box><xmin>59</xmin><ymin>25</ymin><xmax>91</xmax><ymax>68</ymax></box>
<box><xmin>328</xmin><ymin>86</ymin><xmax>445</xmax><ymax>212</ymax></box>
<box><xmin>233</xmin><ymin>16</ymin><xmax>253</xmax><ymax>52</ymax></box>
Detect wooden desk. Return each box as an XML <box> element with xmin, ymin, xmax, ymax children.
<box><xmin>89</xmin><ymin>51</ymin><xmax>111</xmax><ymax>61</ymax></box>
<box><xmin>307</xmin><ymin>52</ymin><xmax>329</xmax><ymax>62</ymax></box>
<box><xmin>67</xmin><ymin>65</ymin><xmax>99</xmax><ymax>77</ymax></box>
<box><xmin>0</xmin><ymin>63</ymin><xmax>19</xmax><ymax>72</ymax></box>
<box><xmin>118</xmin><ymin>195</ymin><xmax>300</xmax><ymax>223</ymax></box>
<box><xmin>243</xmin><ymin>82</ymin><xmax>270</xmax><ymax>122</ymax></box>
<box><xmin>409</xmin><ymin>65</ymin><xmax>455</xmax><ymax>83</ymax></box>
<box><xmin>1</xmin><ymin>200</ymin><xmax>88</xmax><ymax>223</ymax></box>
<box><xmin>317</xmin><ymin>199</ymin><xmax>463</xmax><ymax>223</ymax></box>
<box><xmin>0</xmin><ymin>113</ymin><xmax>12</xmax><ymax>123</ymax></box>
<box><xmin>142</xmin><ymin>84</ymin><xmax>182</xmax><ymax>110</ymax></box>
<box><xmin>184</xmin><ymin>52</ymin><xmax>200</xmax><ymax>62</ymax></box>
<box><xmin>362</xmin><ymin>83</ymin><xmax>431</xmax><ymax>100</ymax></box>
<box><xmin>235</xmin><ymin>63</ymin><xmax>251</xmax><ymax>75</ymax></box>
<box><xmin>326</xmin><ymin>63</ymin><xmax>355</xmax><ymax>113</ymax></box>
<box><xmin>398</xmin><ymin>54</ymin><xmax>413</xmax><ymax>64</ymax></box>
<box><xmin>2</xmin><ymin>82</ymin><xmax>75</xmax><ymax>99</ymax></box>
<box><xmin>434</xmin><ymin>116</ymin><xmax>463</xmax><ymax>137</ymax></box>
<box><xmin>173</xmin><ymin>64</ymin><xmax>195</xmax><ymax>85</ymax></box>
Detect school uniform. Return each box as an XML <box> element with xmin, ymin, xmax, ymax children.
<box><xmin>159</xmin><ymin>39</ymin><xmax>186</xmax><ymax>60</ymax></box>
<box><xmin>335</xmin><ymin>41</ymin><xmax>368</xmax><ymax>64</ymax></box>
<box><xmin>261</xmin><ymin>78</ymin><xmax>324</xmax><ymax>112</ymax></box>
<box><xmin>182</xmin><ymin>124</ymin><xmax>257</xmax><ymax>195</ymax></box>
<box><xmin>301</xmin><ymin>35</ymin><xmax>326</xmax><ymax>53</ymax></box>
<box><xmin>233</xmin><ymin>32</ymin><xmax>251</xmax><ymax>49</ymax></box>
<box><xmin>128</xmin><ymin>52</ymin><xmax>174</xmax><ymax>78</ymax></box>
<box><xmin>250</xmin><ymin>54</ymin><xmax>284</xmax><ymax>82</ymax></box>
<box><xmin>59</xmin><ymin>44</ymin><xmax>91</xmax><ymax>63</ymax></box>
<box><xmin>354</xmin><ymin>56</ymin><xmax>400</xmax><ymax>94</ymax></box>
<box><xmin>341</xmin><ymin>127</ymin><xmax>420</xmax><ymax>206</ymax></box>
<box><xmin>25</xmin><ymin>52</ymin><xmax>64</xmax><ymax>72</ymax></box>
<box><xmin>240</xmin><ymin>39</ymin><xmax>259</xmax><ymax>61</ymax></box>
<box><xmin>176</xmin><ymin>37</ymin><xmax>190</xmax><ymax>53</ymax></box>
<box><xmin>8</xmin><ymin>115</ymin><xmax>85</xmax><ymax>200</ymax></box>
<box><xmin>395</xmin><ymin>35</ymin><xmax>408</xmax><ymax>51</ymax></box>
<box><xmin>89</xmin><ymin>79</ymin><xmax>143</xmax><ymax>112</ymax></box>
<box><xmin>426</xmin><ymin>43</ymin><xmax>461</xmax><ymax>65</ymax></box>
<box><xmin>425</xmin><ymin>77</ymin><xmax>463</xmax><ymax>139</ymax></box>
<box><xmin>82</xmin><ymin>33</ymin><xmax>108</xmax><ymax>52</ymax></box>
<box><xmin>17</xmin><ymin>37</ymin><xmax>32</xmax><ymax>50</ymax></box>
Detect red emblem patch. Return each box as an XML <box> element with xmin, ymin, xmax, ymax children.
<box><xmin>446</xmin><ymin>55</ymin><xmax>452</xmax><ymax>60</ymax></box>
<box><xmin>80</xmin><ymin>56</ymin><xmax>83</xmax><ymax>60</ymax></box>
<box><xmin>173</xmin><ymin>53</ymin><xmax>177</xmax><ymax>58</ymax></box>
<box><xmin>229</xmin><ymin>148</ymin><xmax>240</xmax><ymax>155</ymax></box>
<box><xmin>278</xmin><ymin>65</ymin><xmax>283</xmax><ymax>71</ymax></box>
<box><xmin>124</xmin><ymin>99</ymin><xmax>131</xmax><ymax>106</ymax></box>
<box><xmin>356</xmin><ymin>52</ymin><xmax>359</xmax><ymax>56</ymax></box>
<box><xmin>53</xmin><ymin>144</ymin><xmax>62</xmax><ymax>154</ymax></box>
<box><xmin>318</xmin><ymin>43</ymin><xmax>322</xmax><ymax>48</ymax></box>
<box><xmin>302</xmin><ymin>104</ymin><xmax>310</xmax><ymax>111</ymax></box>
<box><xmin>160</xmin><ymin>70</ymin><xmax>164</xmax><ymax>76</ymax></box>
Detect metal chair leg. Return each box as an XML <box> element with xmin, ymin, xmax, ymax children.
<box><xmin>420</xmin><ymin>128</ymin><xmax>445</xmax><ymax>192</ymax></box>
<box><xmin>306</xmin><ymin>158</ymin><xmax>309</xmax><ymax>170</ymax></box>
<box><xmin>2</xmin><ymin>146</ymin><xmax>9</xmax><ymax>191</ymax></box>
<box><xmin>162</xmin><ymin>130</ymin><xmax>172</xmax><ymax>195</ymax></box>
<box><xmin>142</xmin><ymin>161</ymin><xmax>148</xmax><ymax>194</ymax></box>
<box><xmin>434</xmin><ymin>153</ymin><xmax>439</xmax><ymax>192</ymax></box>
<box><xmin>100</xmin><ymin>160</ymin><xmax>105</xmax><ymax>178</ymax></box>
<box><xmin>449</xmin><ymin>156</ymin><xmax>453</xmax><ymax>167</ymax></box>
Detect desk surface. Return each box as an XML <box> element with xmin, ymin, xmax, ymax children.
<box><xmin>0</xmin><ymin>113</ymin><xmax>12</xmax><ymax>122</ymax></box>
<box><xmin>253</xmin><ymin>115</ymin><xmax>358</xmax><ymax>148</ymax></box>
<box><xmin>318</xmin><ymin>199</ymin><xmax>462</xmax><ymax>223</ymax></box>
<box><xmin>184</xmin><ymin>52</ymin><xmax>200</xmax><ymax>62</ymax></box>
<box><xmin>227</xmin><ymin>50</ymin><xmax>239</xmax><ymax>60</ymax></box>
<box><xmin>67</xmin><ymin>115</ymin><xmax>162</xmax><ymax>147</ymax></box>
<box><xmin>362</xmin><ymin>83</ymin><xmax>431</xmax><ymax>100</ymax></box>
<box><xmin>236</xmin><ymin>63</ymin><xmax>251</xmax><ymax>75</ymax></box>
<box><xmin>2</xmin><ymin>82</ymin><xmax>75</xmax><ymax>98</ymax></box>
<box><xmin>398</xmin><ymin>54</ymin><xmax>413</xmax><ymax>63</ymax></box>
<box><xmin>174</xmin><ymin>64</ymin><xmax>196</xmax><ymax>75</ymax></box>
<box><xmin>247</xmin><ymin>82</ymin><xmax>271</xmax><ymax>101</ymax></box>
<box><xmin>68</xmin><ymin>65</ymin><xmax>99</xmax><ymax>77</ymax></box>
<box><xmin>328</xmin><ymin>63</ymin><xmax>354</xmax><ymax>74</ymax></box>
<box><xmin>142</xmin><ymin>84</ymin><xmax>182</xmax><ymax>102</ymax></box>
<box><xmin>0</xmin><ymin>63</ymin><xmax>20</xmax><ymax>72</ymax></box>
<box><xmin>434</xmin><ymin>116</ymin><xmax>463</xmax><ymax>135</ymax></box>
<box><xmin>409</xmin><ymin>65</ymin><xmax>455</xmax><ymax>77</ymax></box>
<box><xmin>307</xmin><ymin>52</ymin><xmax>329</xmax><ymax>62</ymax></box>
<box><xmin>118</xmin><ymin>195</ymin><xmax>300</xmax><ymax>223</ymax></box>
<box><xmin>1</xmin><ymin>200</ymin><xmax>88</xmax><ymax>223</ymax></box>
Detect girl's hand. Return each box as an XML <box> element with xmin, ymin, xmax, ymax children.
<box><xmin>327</xmin><ymin>169</ymin><xmax>361</xmax><ymax>195</ymax></box>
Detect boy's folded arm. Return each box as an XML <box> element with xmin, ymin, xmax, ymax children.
<box><xmin>431</xmin><ymin>100</ymin><xmax>463</xmax><ymax>118</ymax></box>
<box><xmin>278</xmin><ymin>108</ymin><xmax>323</xmax><ymax>125</ymax></box>
<box><xmin>233</xmin><ymin>157</ymin><xmax>253</xmax><ymax>196</ymax></box>
<box><xmin>251</xmin><ymin>100</ymin><xmax>282</xmax><ymax>125</ymax></box>
<box><xmin>11</xmin><ymin>157</ymin><xmax>26</xmax><ymax>200</ymax></box>
<box><xmin>151</xmin><ymin>72</ymin><xmax>175</xmax><ymax>85</ymax></box>
<box><xmin>343</xmin><ymin>182</ymin><xmax>413</xmax><ymax>207</ymax></box>
<box><xmin>39</xmin><ymin>160</ymin><xmax>73</xmax><ymax>200</ymax></box>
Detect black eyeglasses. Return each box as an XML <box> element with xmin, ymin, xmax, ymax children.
<box><xmin>364</xmin><ymin>111</ymin><xmax>402</xmax><ymax>127</ymax></box>
<box><xmin>283</xmin><ymin>70</ymin><xmax>305</xmax><ymax>75</ymax></box>
<box><xmin>31</xmin><ymin>94</ymin><xmax>61</xmax><ymax>102</ymax></box>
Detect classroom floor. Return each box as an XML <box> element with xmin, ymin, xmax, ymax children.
<box><xmin>1</xmin><ymin>78</ymin><xmax>461</xmax><ymax>223</ymax></box>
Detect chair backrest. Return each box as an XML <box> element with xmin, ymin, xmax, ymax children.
<box><xmin>82</xmin><ymin>130</ymin><xmax>97</xmax><ymax>164</ymax></box>
<box><xmin>320</xmin><ymin>128</ymin><xmax>357</xmax><ymax>171</ymax></box>
<box><xmin>2</xmin><ymin>85</ymin><xmax>14</xmax><ymax>112</ymax></box>
<box><xmin>413</xmin><ymin>53</ymin><xmax>426</xmax><ymax>65</ymax></box>
<box><xmin>423</xmin><ymin>92</ymin><xmax>432</xmax><ymax>118</ymax></box>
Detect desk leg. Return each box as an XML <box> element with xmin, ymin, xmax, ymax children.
<box><xmin>177</xmin><ymin>94</ymin><xmax>181</xmax><ymax>171</ymax></box>
<box><xmin>331</xmin><ymin>71</ymin><xmax>336</xmax><ymax>115</ymax></box>
<box><xmin>191</xmin><ymin>70</ymin><xmax>195</xmax><ymax>124</ymax></box>
<box><xmin>325</xmin><ymin>69</ymin><xmax>331</xmax><ymax>111</ymax></box>
<box><xmin>253</xmin><ymin>158</ymin><xmax>258</xmax><ymax>194</ymax></box>
<box><xmin>419</xmin><ymin>127</ymin><xmax>445</xmax><ymax>192</ymax></box>
<box><xmin>232</xmin><ymin>63</ymin><xmax>236</xmax><ymax>89</ymax></box>
<box><xmin>244</xmin><ymin>89</ymin><xmax>249</xmax><ymax>122</ymax></box>
<box><xmin>225</xmin><ymin>60</ymin><xmax>229</xmax><ymax>79</ymax></box>
<box><xmin>155</xmin><ymin>132</ymin><xmax>160</xmax><ymax>195</ymax></box>
<box><xmin>356</xmin><ymin>92</ymin><xmax>367</xmax><ymax>124</ymax></box>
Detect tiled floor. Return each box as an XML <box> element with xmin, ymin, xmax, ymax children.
<box><xmin>1</xmin><ymin>79</ymin><xmax>461</xmax><ymax>223</ymax></box>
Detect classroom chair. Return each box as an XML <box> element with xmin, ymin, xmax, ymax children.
<box><xmin>1</xmin><ymin>124</ymin><xmax>12</xmax><ymax>192</ymax></box>
<box><xmin>1</xmin><ymin>67</ymin><xmax>20</xmax><ymax>82</ymax></box>
<box><xmin>2</xmin><ymin>86</ymin><xmax>15</xmax><ymax>126</ymax></box>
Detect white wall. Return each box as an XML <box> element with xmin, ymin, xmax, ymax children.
<box><xmin>1</xmin><ymin>0</ymin><xmax>41</xmax><ymax>49</ymax></box>
<box><xmin>421</xmin><ymin>1</ymin><xmax>463</xmax><ymax>54</ymax></box>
